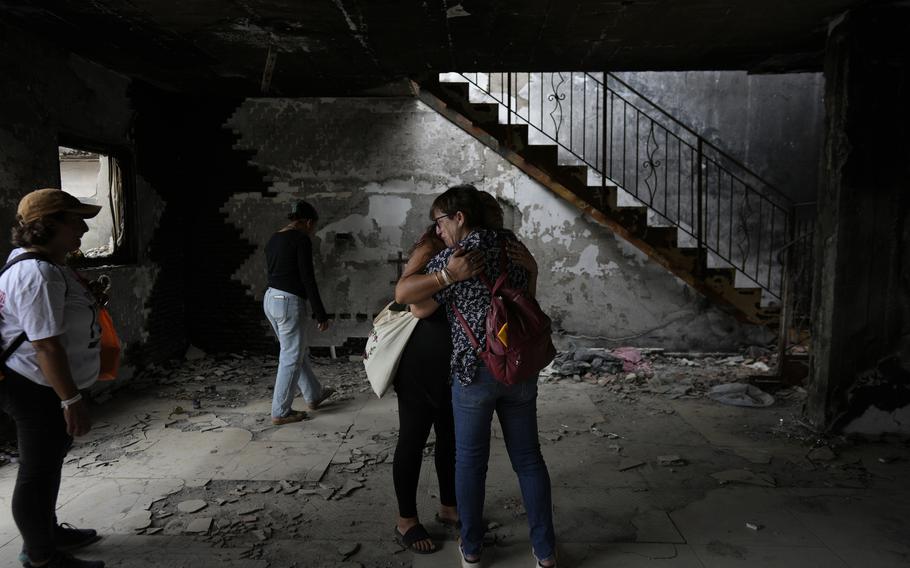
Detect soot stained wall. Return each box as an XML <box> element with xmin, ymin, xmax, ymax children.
<box><xmin>225</xmin><ymin>97</ymin><xmax>774</xmax><ymax>352</ymax></box>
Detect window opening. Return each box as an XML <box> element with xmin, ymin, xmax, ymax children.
<box><xmin>58</xmin><ymin>145</ymin><xmax>126</xmax><ymax>258</ymax></box>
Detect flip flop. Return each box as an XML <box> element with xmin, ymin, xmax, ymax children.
<box><xmin>394</xmin><ymin>524</ymin><xmax>438</xmax><ymax>555</ymax></box>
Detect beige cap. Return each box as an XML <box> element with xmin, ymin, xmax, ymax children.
<box><xmin>17</xmin><ymin>188</ymin><xmax>102</xmax><ymax>224</ymax></box>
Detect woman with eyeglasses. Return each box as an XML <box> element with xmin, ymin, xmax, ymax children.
<box><xmin>396</xmin><ymin>185</ymin><xmax>554</xmax><ymax>567</ymax></box>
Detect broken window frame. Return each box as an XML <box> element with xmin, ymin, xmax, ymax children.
<box><xmin>57</xmin><ymin>134</ymin><xmax>138</xmax><ymax>267</ymax></box>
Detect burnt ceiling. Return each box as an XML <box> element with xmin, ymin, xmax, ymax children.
<box><xmin>0</xmin><ymin>0</ymin><xmax>866</xmax><ymax>95</ymax></box>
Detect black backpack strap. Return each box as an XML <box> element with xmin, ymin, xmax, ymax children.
<box><xmin>0</xmin><ymin>252</ymin><xmax>51</xmax><ymax>277</ymax></box>
<box><xmin>0</xmin><ymin>252</ymin><xmax>52</xmax><ymax>365</ymax></box>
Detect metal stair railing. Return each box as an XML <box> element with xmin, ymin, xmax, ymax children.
<box><xmin>446</xmin><ymin>71</ymin><xmax>805</xmax><ymax>303</ymax></box>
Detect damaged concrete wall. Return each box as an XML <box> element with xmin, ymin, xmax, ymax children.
<box><xmin>810</xmin><ymin>5</ymin><xmax>910</xmax><ymax>433</ymax></box>
<box><xmin>0</xmin><ymin>21</ymin><xmax>176</xmax><ymax>381</ymax></box>
<box><xmin>225</xmin><ymin>97</ymin><xmax>773</xmax><ymax>351</ymax></box>
<box><xmin>613</xmin><ymin>71</ymin><xmax>825</xmax><ymax>204</ymax></box>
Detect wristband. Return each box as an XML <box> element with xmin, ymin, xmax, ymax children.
<box><xmin>61</xmin><ymin>393</ymin><xmax>82</xmax><ymax>409</ymax></box>
<box><xmin>434</xmin><ymin>272</ymin><xmax>445</xmax><ymax>288</ymax></box>
<box><xmin>441</xmin><ymin>268</ymin><xmax>454</xmax><ymax>286</ymax></box>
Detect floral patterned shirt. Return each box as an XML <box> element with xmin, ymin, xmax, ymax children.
<box><xmin>426</xmin><ymin>229</ymin><xmax>529</xmax><ymax>386</ymax></box>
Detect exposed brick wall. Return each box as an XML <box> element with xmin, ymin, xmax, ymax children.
<box><xmin>130</xmin><ymin>84</ymin><xmax>277</xmax><ymax>355</ymax></box>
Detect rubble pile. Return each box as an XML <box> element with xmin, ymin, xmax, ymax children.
<box><xmin>126</xmin><ymin>347</ymin><xmax>370</xmax><ymax>410</ymax></box>
<box><xmin>543</xmin><ymin>344</ymin><xmax>804</xmax><ymax>406</ymax></box>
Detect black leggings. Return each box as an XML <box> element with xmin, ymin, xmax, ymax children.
<box><xmin>392</xmin><ymin>315</ymin><xmax>456</xmax><ymax>518</ymax></box>
<box><xmin>393</xmin><ymin>378</ymin><xmax>457</xmax><ymax>518</ymax></box>
<box><xmin>0</xmin><ymin>371</ymin><xmax>72</xmax><ymax>562</ymax></box>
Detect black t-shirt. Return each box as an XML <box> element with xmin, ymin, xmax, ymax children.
<box><xmin>265</xmin><ymin>230</ymin><xmax>328</xmax><ymax>322</ymax></box>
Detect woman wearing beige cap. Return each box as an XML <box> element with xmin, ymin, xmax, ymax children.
<box><xmin>0</xmin><ymin>189</ymin><xmax>106</xmax><ymax>568</ymax></box>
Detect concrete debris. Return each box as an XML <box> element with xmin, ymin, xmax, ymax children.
<box><xmin>711</xmin><ymin>469</ymin><xmax>776</xmax><ymax>487</ymax></box>
<box><xmin>807</xmin><ymin>446</ymin><xmax>837</xmax><ymax>462</ymax></box>
<box><xmin>843</xmin><ymin>403</ymin><xmax>910</xmax><ymax>436</ymax></box>
<box><xmin>446</xmin><ymin>4</ymin><xmax>471</xmax><ymax>18</ymax></box>
<box><xmin>185</xmin><ymin>345</ymin><xmax>207</xmax><ymax>361</ymax></box>
<box><xmin>617</xmin><ymin>458</ymin><xmax>646</xmax><ymax>472</ymax></box>
<box><xmin>708</xmin><ymin>383</ymin><xmax>775</xmax><ymax>407</ymax></box>
<box><xmin>338</xmin><ymin>542</ymin><xmax>360</xmax><ymax>558</ymax></box>
<box><xmin>657</xmin><ymin>455</ymin><xmax>686</xmax><ymax>467</ymax></box>
<box><xmin>543</xmin><ymin>346</ymin><xmax>787</xmax><ymax>407</ymax></box>
<box><xmin>733</xmin><ymin>449</ymin><xmax>773</xmax><ymax>464</ymax></box>
<box><xmin>185</xmin><ymin>517</ymin><xmax>213</xmax><ymax>534</ymax></box>
<box><xmin>337</xmin><ymin>480</ymin><xmax>364</xmax><ymax>498</ymax></box>
<box><xmin>177</xmin><ymin>499</ymin><xmax>208</xmax><ymax>513</ymax></box>
<box><xmin>121</xmin><ymin>510</ymin><xmax>152</xmax><ymax>531</ymax></box>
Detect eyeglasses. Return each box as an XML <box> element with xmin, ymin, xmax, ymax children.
<box><xmin>432</xmin><ymin>213</ymin><xmax>452</xmax><ymax>228</ymax></box>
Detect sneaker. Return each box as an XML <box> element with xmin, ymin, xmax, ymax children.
<box><xmin>23</xmin><ymin>551</ymin><xmax>104</xmax><ymax>567</ymax></box>
<box><xmin>532</xmin><ymin>548</ymin><xmax>557</xmax><ymax>567</ymax></box>
<box><xmin>55</xmin><ymin>524</ymin><xmax>101</xmax><ymax>551</ymax></box>
<box><xmin>271</xmin><ymin>410</ymin><xmax>308</xmax><ymax>425</ymax></box>
<box><xmin>459</xmin><ymin>542</ymin><xmax>481</xmax><ymax>568</ymax></box>
<box><xmin>305</xmin><ymin>387</ymin><xmax>335</xmax><ymax>411</ymax></box>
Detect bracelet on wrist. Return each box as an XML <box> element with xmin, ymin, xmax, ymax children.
<box><xmin>61</xmin><ymin>393</ymin><xmax>82</xmax><ymax>409</ymax></box>
<box><xmin>441</xmin><ymin>268</ymin><xmax>454</xmax><ymax>286</ymax></box>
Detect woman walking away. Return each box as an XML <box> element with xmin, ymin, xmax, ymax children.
<box><xmin>390</xmin><ymin>222</ymin><xmax>484</xmax><ymax>554</ymax></box>
<box><xmin>0</xmin><ymin>188</ymin><xmax>108</xmax><ymax>568</ymax></box>
<box><xmin>264</xmin><ymin>200</ymin><xmax>334</xmax><ymax>426</ymax></box>
<box><xmin>397</xmin><ymin>185</ymin><xmax>556</xmax><ymax>567</ymax></box>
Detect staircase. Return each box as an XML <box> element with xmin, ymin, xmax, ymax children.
<box><xmin>414</xmin><ymin>72</ymin><xmax>813</xmax><ymax>327</ymax></box>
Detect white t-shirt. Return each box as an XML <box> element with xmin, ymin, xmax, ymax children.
<box><xmin>0</xmin><ymin>249</ymin><xmax>101</xmax><ymax>389</ymax></box>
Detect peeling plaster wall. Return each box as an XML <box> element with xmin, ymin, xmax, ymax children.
<box><xmin>0</xmin><ymin>22</ymin><xmax>171</xmax><ymax>383</ymax></box>
<box><xmin>226</xmin><ymin>97</ymin><xmax>771</xmax><ymax>351</ymax></box>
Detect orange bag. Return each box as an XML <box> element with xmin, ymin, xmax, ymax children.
<box><xmin>98</xmin><ymin>307</ymin><xmax>121</xmax><ymax>381</ymax></box>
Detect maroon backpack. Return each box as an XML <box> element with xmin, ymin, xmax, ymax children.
<box><xmin>451</xmin><ymin>246</ymin><xmax>556</xmax><ymax>385</ymax></box>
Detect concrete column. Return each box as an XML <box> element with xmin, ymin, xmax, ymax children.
<box><xmin>808</xmin><ymin>4</ymin><xmax>910</xmax><ymax>429</ymax></box>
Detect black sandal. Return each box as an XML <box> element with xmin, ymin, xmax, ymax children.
<box><xmin>394</xmin><ymin>524</ymin><xmax>438</xmax><ymax>555</ymax></box>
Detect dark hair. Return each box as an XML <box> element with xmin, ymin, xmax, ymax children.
<box><xmin>477</xmin><ymin>191</ymin><xmax>504</xmax><ymax>229</ymax></box>
<box><xmin>288</xmin><ymin>200</ymin><xmax>318</xmax><ymax>221</ymax></box>
<box><xmin>410</xmin><ymin>224</ymin><xmax>446</xmax><ymax>256</ymax></box>
<box><xmin>430</xmin><ymin>184</ymin><xmax>484</xmax><ymax>228</ymax></box>
<box><xmin>11</xmin><ymin>211</ymin><xmax>67</xmax><ymax>247</ymax></box>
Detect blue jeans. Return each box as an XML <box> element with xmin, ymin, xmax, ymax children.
<box><xmin>452</xmin><ymin>366</ymin><xmax>555</xmax><ymax>560</ymax></box>
<box><xmin>263</xmin><ymin>287</ymin><xmax>324</xmax><ymax>418</ymax></box>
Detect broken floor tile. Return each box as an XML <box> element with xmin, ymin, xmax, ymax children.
<box><xmin>733</xmin><ymin>448</ymin><xmax>773</xmax><ymax>464</ymax></box>
<box><xmin>617</xmin><ymin>458</ymin><xmax>647</xmax><ymax>472</ymax></box>
<box><xmin>657</xmin><ymin>455</ymin><xmax>686</xmax><ymax>467</ymax></box>
<box><xmin>337</xmin><ymin>480</ymin><xmax>364</xmax><ymax>498</ymax></box>
<box><xmin>711</xmin><ymin>469</ymin><xmax>776</xmax><ymax>487</ymax></box>
<box><xmin>177</xmin><ymin>499</ymin><xmax>208</xmax><ymax>513</ymax></box>
<box><xmin>119</xmin><ymin>510</ymin><xmax>152</xmax><ymax>531</ymax></box>
<box><xmin>185</xmin><ymin>517</ymin><xmax>213</xmax><ymax>534</ymax></box>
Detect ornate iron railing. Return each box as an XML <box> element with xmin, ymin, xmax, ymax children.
<box><xmin>447</xmin><ymin>71</ymin><xmax>804</xmax><ymax>303</ymax></box>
